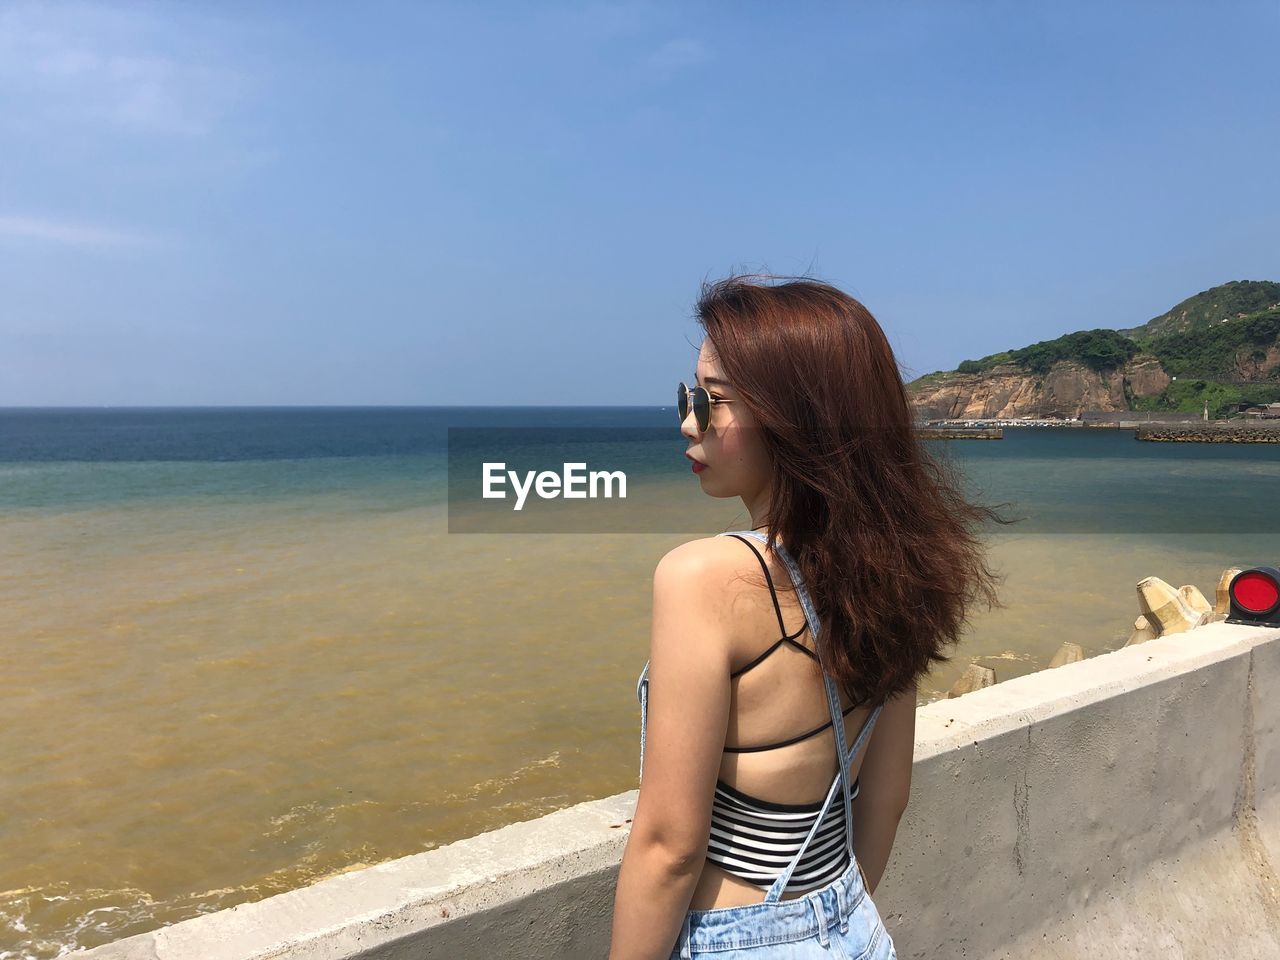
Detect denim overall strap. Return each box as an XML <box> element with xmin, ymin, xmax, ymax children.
<box><xmin>837</xmin><ymin>688</ymin><xmax>884</xmax><ymax>857</ymax></box>
<box><xmin>762</xmin><ymin>760</ymin><xmax>845</xmax><ymax>901</ymax></box>
<box><xmin>636</xmin><ymin>659</ymin><xmax>650</xmax><ymax>781</ymax></box>
<box><xmin>729</xmin><ymin>530</ymin><xmax>884</xmax><ymax>879</ymax></box>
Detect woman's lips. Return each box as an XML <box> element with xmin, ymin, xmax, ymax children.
<box><xmin>690</xmin><ymin>459</ymin><xmax>707</xmax><ymax>474</ymax></box>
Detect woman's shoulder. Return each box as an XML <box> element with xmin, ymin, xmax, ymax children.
<box><xmin>650</xmin><ymin>536</ymin><xmax>765</xmax><ymax>668</ymax></box>
<box><xmin>652</xmin><ymin>535</ymin><xmax>775</xmax><ymax>628</ymax></box>
<box><xmin>653</xmin><ymin>534</ymin><xmax>755</xmax><ymax>583</ymax></box>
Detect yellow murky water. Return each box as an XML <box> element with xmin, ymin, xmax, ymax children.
<box><xmin>0</xmin><ymin>487</ymin><xmax>1263</xmax><ymax>957</ymax></box>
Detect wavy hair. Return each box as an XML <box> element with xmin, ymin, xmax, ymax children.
<box><xmin>696</xmin><ymin>274</ymin><xmax>1017</xmax><ymax>705</ymax></box>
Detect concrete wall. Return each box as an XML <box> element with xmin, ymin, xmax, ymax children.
<box><xmin>72</xmin><ymin>620</ymin><xmax>1280</xmax><ymax>960</ymax></box>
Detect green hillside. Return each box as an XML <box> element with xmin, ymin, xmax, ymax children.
<box><xmin>1130</xmin><ymin>377</ymin><xmax>1280</xmax><ymax>418</ymax></box>
<box><xmin>1117</xmin><ymin>279</ymin><xmax>1280</xmax><ymax>341</ymax></box>
<box><xmin>1135</xmin><ymin>305</ymin><xmax>1280</xmax><ymax>416</ymax></box>
<box><xmin>1143</xmin><ymin>307</ymin><xmax>1280</xmax><ymax>379</ymax></box>
<box><xmin>955</xmin><ymin>329</ymin><xmax>1139</xmax><ymax>376</ymax></box>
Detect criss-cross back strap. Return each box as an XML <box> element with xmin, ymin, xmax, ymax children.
<box><xmin>726</xmin><ymin>529</ymin><xmax>883</xmax><ymax>900</ymax></box>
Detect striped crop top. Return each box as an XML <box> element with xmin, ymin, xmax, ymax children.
<box><xmin>636</xmin><ymin>531</ymin><xmax>881</xmax><ymax>898</ymax></box>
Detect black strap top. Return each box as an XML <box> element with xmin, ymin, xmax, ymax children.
<box><xmin>722</xmin><ymin>534</ymin><xmax>860</xmax><ymax>754</ymax></box>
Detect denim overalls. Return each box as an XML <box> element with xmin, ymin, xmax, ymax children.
<box><xmin>636</xmin><ymin>529</ymin><xmax>897</xmax><ymax>959</ymax></box>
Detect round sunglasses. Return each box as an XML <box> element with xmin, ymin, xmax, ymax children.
<box><xmin>677</xmin><ymin>381</ymin><xmax>735</xmax><ymax>433</ymax></box>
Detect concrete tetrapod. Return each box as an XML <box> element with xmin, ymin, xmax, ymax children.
<box><xmin>1214</xmin><ymin>567</ymin><xmax>1244</xmax><ymax>619</ymax></box>
<box><xmin>1048</xmin><ymin>642</ymin><xmax>1084</xmax><ymax>667</ymax></box>
<box><xmin>1125</xmin><ymin>571</ymin><xmax>1239</xmax><ymax>645</ymax></box>
<box><xmin>1125</xmin><ymin>615</ymin><xmax>1159</xmax><ymax>647</ymax></box>
<box><xmin>1178</xmin><ymin>583</ymin><xmax>1214</xmax><ymax>622</ymax></box>
<box><xmin>946</xmin><ymin>663</ymin><xmax>995</xmax><ymax>698</ymax></box>
<box><xmin>1136</xmin><ymin>576</ymin><xmax>1210</xmax><ymax>636</ymax></box>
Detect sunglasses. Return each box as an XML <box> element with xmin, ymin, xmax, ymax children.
<box><xmin>677</xmin><ymin>381</ymin><xmax>736</xmax><ymax>433</ymax></box>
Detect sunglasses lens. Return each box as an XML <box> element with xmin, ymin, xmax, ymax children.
<box><xmin>691</xmin><ymin>386</ymin><xmax>710</xmax><ymax>432</ymax></box>
<box><xmin>677</xmin><ymin>383</ymin><xmax>688</xmax><ymax>423</ymax></box>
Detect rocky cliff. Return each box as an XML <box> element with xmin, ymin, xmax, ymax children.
<box><xmin>1231</xmin><ymin>342</ymin><xmax>1280</xmax><ymax>380</ymax></box>
<box><xmin>909</xmin><ymin>355</ymin><xmax>1171</xmax><ymax>420</ymax></box>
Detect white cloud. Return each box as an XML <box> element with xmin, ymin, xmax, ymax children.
<box><xmin>0</xmin><ymin>1</ymin><xmax>249</xmax><ymax>137</ymax></box>
<box><xmin>0</xmin><ymin>214</ymin><xmax>156</xmax><ymax>249</ymax></box>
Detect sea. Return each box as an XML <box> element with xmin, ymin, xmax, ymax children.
<box><xmin>2</xmin><ymin>406</ymin><xmax>1278</xmax><ymax>958</ymax></box>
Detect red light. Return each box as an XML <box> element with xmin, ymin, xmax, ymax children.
<box><xmin>1232</xmin><ymin>571</ymin><xmax>1280</xmax><ymax>614</ymax></box>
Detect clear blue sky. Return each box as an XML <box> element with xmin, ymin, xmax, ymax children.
<box><xmin>2</xmin><ymin>0</ymin><xmax>1277</xmax><ymax>406</ymax></box>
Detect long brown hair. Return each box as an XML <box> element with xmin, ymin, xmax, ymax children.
<box><xmin>696</xmin><ymin>274</ymin><xmax>1017</xmax><ymax>705</ymax></box>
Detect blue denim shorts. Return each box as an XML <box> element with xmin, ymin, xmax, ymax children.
<box><xmin>668</xmin><ymin>857</ymin><xmax>897</xmax><ymax>959</ymax></box>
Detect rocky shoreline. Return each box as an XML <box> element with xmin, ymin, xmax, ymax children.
<box><xmin>1135</xmin><ymin>422</ymin><xmax>1280</xmax><ymax>443</ymax></box>
<box><xmin>917</xmin><ymin>427</ymin><xmax>1003</xmax><ymax>439</ymax></box>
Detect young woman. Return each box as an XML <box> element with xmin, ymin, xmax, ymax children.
<box><xmin>609</xmin><ymin>276</ymin><xmax>1008</xmax><ymax>959</ymax></box>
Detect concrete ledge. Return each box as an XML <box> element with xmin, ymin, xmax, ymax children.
<box><xmin>73</xmin><ymin>620</ymin><xmax>1280</xmax><ymax>959</ymax></box>
<box><xmin>71</xmin><ymin>792</ymin><xmax>636</xmax><ymax>960</ymax></box>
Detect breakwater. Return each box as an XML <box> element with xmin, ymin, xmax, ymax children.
<box><xmin>1137</xmin><ymin>422</ymin><xmax>1280</xmax><ymax>443</ymax></box>
<box><xmin>916</xmin><ymin>427</ymin><xmax>1002</xmax><ymax>439</ymax></box>
<box><xmin>70</xmin><ymin>617</ymin><xmax>1280</xmax><ymax>959</ymax></box>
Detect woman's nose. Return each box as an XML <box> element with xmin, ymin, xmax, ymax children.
<box><xmin>680</xmin><ymin>409</ymin><xmax>700</xmax><ymax>440</ymax></box>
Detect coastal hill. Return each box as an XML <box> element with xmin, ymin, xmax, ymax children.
<box><xmin>1115</xmin><ymin>280</ymin><xmax>1280</xmax><ymax>341</ymax></box>
<box><xmin>907</xmin><ymin>280</ymin><xmax>1280</xmax><ymax>420</ymax></box>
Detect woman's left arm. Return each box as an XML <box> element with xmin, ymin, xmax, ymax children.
<box><xmin>609</xmin><ymin>541</ymin><xmax>734</xmax><ymax>960</ymax></box>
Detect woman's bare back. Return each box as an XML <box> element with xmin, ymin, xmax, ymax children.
<box><xmin>688</xmin><ymin>534</ymin><xmax>875</xmax><ymax>909</ymax></box>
